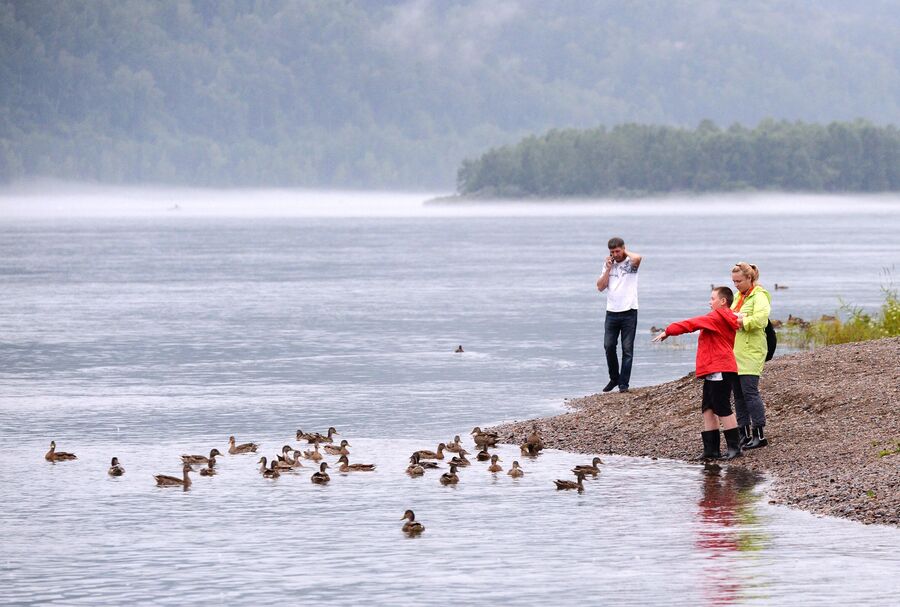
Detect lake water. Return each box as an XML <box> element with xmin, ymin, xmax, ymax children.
<box><xmin>2</xmin><ymin>188</ymin><xmax>899</xmax><ymax>605</ymax></box>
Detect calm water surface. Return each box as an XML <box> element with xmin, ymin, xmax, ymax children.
<box><xmin>1</xmin><ymin>191</ymin><xmax>899</xmax><ymax>605</ymax></box>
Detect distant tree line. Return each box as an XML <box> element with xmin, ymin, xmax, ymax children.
<box><xmin>456</xmin><ymin>120</ymin><xmax>900</xmax><ymax>197</ymax></box>
<box><xmin>4</xmin><ymin>1</ymin><xmax>900</xmax><ymax>189</ymax></box>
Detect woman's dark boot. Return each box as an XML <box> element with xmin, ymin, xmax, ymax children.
<box><xmin>745</xmin><ymin>426</ymin><xmax>768</xmax><ymax>449</ymax></box>
<box><xmin>697</xmin><ymin>430</ymin><xmax>721</xmax><ymax>460</ymax></box>
<box><xmin>722</xmin><ymin>428</ymin><xmax>743</xmax><ymax>460</ymax></box>
<box><xmin>738</xmin><ymin>424</ymin><xmax>752</xmax><ymax>447</ymax></box>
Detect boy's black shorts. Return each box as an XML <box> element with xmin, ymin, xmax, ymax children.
<box><xmin>701</xmin><ymin>372</ymin><xmax>737</xmax><ymax>417</ymax></box>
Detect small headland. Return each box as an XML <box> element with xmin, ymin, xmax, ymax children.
<box><xmin>489</xmin><ymin>337</ymin><xmax>900</xmax><ymax>526</ymax></box>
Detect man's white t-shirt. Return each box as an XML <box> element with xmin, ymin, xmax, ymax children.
<box><xmin>606</xmin><ymin>257</ymin><xmax>639</xmax><ymax>312</ymax></box>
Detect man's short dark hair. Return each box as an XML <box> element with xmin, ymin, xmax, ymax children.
<box><xmin>714</xmin><ymin>286</ymin><xmax>734</xmax><ymax>307</ymax></box>
<box><xmin>608</xmin><ymin>237</ymin><xmax>625</xmax><ymax>249</ymax></box>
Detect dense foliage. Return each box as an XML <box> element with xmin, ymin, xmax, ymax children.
<box><xmin>3</xmin><ymin>1</ymin><xmax>900</xmax><ymax>188</ymax></box>
<box><xmin>457</xmin><ymin>121</ymin><xmax>900</xmax><ymax>196</ymax></box>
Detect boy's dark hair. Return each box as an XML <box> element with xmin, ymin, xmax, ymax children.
<box><xmin>608</xmin><ymin>237</ymin><xmax>625</xmax><ymax>249</ymax></box>
<box><xmin>713</xmin><ymin>286</ymin><xmax>734</xmax><ymax>307</ymax></box>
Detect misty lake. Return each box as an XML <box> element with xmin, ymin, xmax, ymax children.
<box><xmin>1</xmin><ymin>188</ymin><xmax>899</xmax><ymax>605</ymax></box>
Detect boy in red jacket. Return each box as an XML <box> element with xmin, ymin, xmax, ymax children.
<box><xmin>652</xmin><ymin>286</ymin><xmax>742</xmax><ymax>460</ymax></box>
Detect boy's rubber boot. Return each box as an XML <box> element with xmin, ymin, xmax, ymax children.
<box><xmin>745</xmin><ymin>425</ymin><xmax>768</xmax><ymax>449</ymax></box>
<box><xmin>722</xmin><ymin>427</ymin><xmax>743</xmax><ymax>460</ymax></box>
<box><xmin>738</xmin><ymin>424</ymin><xmax>752</xmax><ymax>447</ymax></box>
<box><xmin>697</xmin><ymin>430</ymin><xmax>721</xmax><ymax>460</ymax></box>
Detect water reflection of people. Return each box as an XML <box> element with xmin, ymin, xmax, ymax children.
<box><xmin>696</xmin><ymin>465</ymin><xmax>767</xmax><ymax>605</ymax></box>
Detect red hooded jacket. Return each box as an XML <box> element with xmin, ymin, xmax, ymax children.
<box><xmin>665</xmin><ymin>307</ymin><xmax>739</xmax><ymax>377</ymax></box>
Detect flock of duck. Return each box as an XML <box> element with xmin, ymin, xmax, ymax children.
<box><xmin>44</xmin><ymin>423</ymin><xmax>603</xmax><ymax>536</ymax></box>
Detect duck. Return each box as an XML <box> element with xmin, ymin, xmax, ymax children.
<box><xmin>199</xmin><ymin>455</ymin><xmax>218</xmax><ymax>476</ymax></box>
<box><xmin>303</xmin><ymin>440</ymin><xmax>324</xmax><ymax>461</ymax></box>
<box><xmin>296</xmin><ymin>428</ymin><xmax>315</xmax><ymax>441</ymax></box>
<box><xmin>471</xmin><ymin>427</ymin><xmax>499</xmax><ymax>448</ymax></box>
<box><xmin>256</xmin><ymin>457</ymin><xmax>280</xmax><ymax>478</ymax></box>
<box><xmin>311</xmin><ymin>462</ymin><xmax>331</xmax><ymax>484</ymax></box>
<box><xmin>401</xmin><ymin>509</ymin><xmax>425</xmax><ymax>535</ymax></box>
<box><xmin>337</xmin><ymin>454</ymin><xmax>376</xmax><ymax>472</ymax></box>
<box><xmin>155</xmin><ymin>463</ymin><xmax>193</xmax><ymax>488</ymax></box>
<box><xmin>406</xmin><ymin>454</ymin><xmax>425</xmax><ymax>476</ymax></box>
<box><xmin>525</xmin><ymin>424</ymin><xmax>544</xmax><ymax>452</ymax></box>
<box><xmin>324</xmin><ymin>440</ymin><xmax>351</xmax><ymax>456</ymax></box>
<box><xmin>508</xmin><ymin>461</ymin><xmax>524</xmax><ymax>478</ymax></box>
<box><xmin>649</xmin><ymin>325</ymin><xmax>664</xmax><ymax>334</ymax></box>
<box><xmin>271</xmin><ymin>454</ymin><xmax>294</xmax><ymax>472</ymax></box>
<box><xmin>554</xmin><ymin>471</ymin><xmax>586</xmax><ymax>492</ymax></box>
<box><xmin>572</xmin><ymin>457</ymin><xmax>603</xmax><ymax>476</ymax></box>
<box><xmin>45</xmin><ymin>441</ymin><xmax>77</xmax><ymax>462</ymax></box>
<box><xmin>448</xmin><ymin>452</ymin><xmax>471</xmax><ymax>467</ymax></box>
<box><xmin>454</xmin><ymin>345</ymin><xmax>464</xmax><ymax>353</ymax></box>
<box><xmin>306</xmin><ymin>427</ymin><xmax>339</xmax><ymax>444</ymax></box>
<box><xmin>413</xmin><ymin>443</ymin><xmax>446</xmax><ymax>461</ymax></box>
<box><xmin>108</xmin><ymin>457</ymin><xmax>125</xmax><ymax>476</ymax></box>
<box><xmin>476</xmin><ymin>446</ymin><xmax>491</xmax><ymax>461</ymax></box>
<box><xmin>182</xmin><ymin>448</ymin><xmax>222</xmax><ymax>465</ymax></box>
<box><xmin>774</xmin><ymin>283</ymin><xmax>789</xmax><ymax>290</ymax></box>
<box><xmin>445</xmin><ymin>435</ymin><xmax>463</xmax><ymax>453</ymax></box>
<box><xmin>228</xmin><ymin>436</ymin><xmax>258</xmax><ymax>455</ymax></box>
<box><xmin>487</xmin><ymin>454</ymin><xmax>503</xmax><ymax>473</ymax></box>
<box><xmin>439</xmin><ymin>463</ymin><xmax>460</xmax><ymax>485</ymax></box>
<box><xmin>279</xmin><ymin>447</ymin><xmax>305</xmax><ymax>468</ymax></box>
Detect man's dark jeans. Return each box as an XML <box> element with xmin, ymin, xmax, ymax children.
<box><xmin>604</xmin><ymin>309</ymin><xmax>637</xmax><ymax>390</ymax></box>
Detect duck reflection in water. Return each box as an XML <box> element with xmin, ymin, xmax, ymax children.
<box><xmin>696</xmin><ymin>465</ymin><xmax>769</xmax><ymax>605</ymax></box>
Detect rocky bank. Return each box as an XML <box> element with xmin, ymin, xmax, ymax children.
<box><xmin>489</xmin><ymin>337</ymin><xmax>900</xmax><ymax>526</ymax></box>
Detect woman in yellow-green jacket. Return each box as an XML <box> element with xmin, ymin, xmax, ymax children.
<box><xmin>730</xmin><ymin>262</ymin><xmax>771</xmax><ymax>449</ymax></box>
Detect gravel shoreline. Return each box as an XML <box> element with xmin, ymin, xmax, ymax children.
<box><xmin>489</xmin><ymin>337</ymin><xmax>900</xmax><ymax>526</ymax></box>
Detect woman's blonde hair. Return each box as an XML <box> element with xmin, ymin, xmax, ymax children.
<box><xmin>731</xmin><ymin>261</ymin><xmax>759</xmax><ymax>283</ymax></box>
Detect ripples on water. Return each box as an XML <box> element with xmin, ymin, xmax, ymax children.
<box><xmin>1</xmin><ymin>191</ymin><xmax>899</xmax><ymax>604</ymax></box>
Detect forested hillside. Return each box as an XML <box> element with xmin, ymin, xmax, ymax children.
<box><xmin>3</xmin><ymin>0</ymin><xmax>900</xmax><ymax>188</ymax></box>
<box><xmin>456</xmin><ymin>121</ymin><xmax>900</xmax><ymax>197</ymax></box>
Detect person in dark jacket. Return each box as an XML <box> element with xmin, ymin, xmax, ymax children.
<box><xmin>652</xmin><ymin>286</ymin><xmax>743</xmax><ymax>460</ymax></box>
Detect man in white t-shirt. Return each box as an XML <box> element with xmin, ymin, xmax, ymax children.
<box><xmin>596</xmin><ymin>237</ymin><xmax>642</xmax><ymax>393</ymax></box>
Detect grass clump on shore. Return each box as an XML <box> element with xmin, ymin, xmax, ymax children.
<box><xmin>803</xmin><ymin>287</ymin><xmax>900</xmax><ymax>346</ymax></box>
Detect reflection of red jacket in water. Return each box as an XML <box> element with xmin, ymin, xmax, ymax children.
<box><xmin>665</xmin><ymin>308</ymin><xmax>739</xmax><ymax>377</ymax></box>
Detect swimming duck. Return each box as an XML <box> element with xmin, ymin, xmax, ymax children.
<box><xmin>409</xmin><ymin>453</ymin><xmax>440</xmax><ymax>469</ymax></box>
<box><xmin>182</xmin><ymin>448</ymin><xmax>222</xmax><ymax>465</ymax></box>
<box><xmin>228</xmin><ymin>436</ymin><xmax>258</xmax><ymax>455</ymax></box>
<box><xmin>520</xmin><ymin>442</ymin><xmax>541</xmax><ymax>456</ymax></box>
<box><xmin>448</xmin><ymin>452</ymin><xmax>470</xmax><ymax>467</ymax></box>
<box><xmin>774</xmin><ymin>283</ymin><xmax>789</xmax><ymax>290</ymax></box>
<box><xmin>258</xmin><ymin>457</ymin><xmax>281</xmax><ymax>478</ymax></box>
<box><xmin>401</xmin><ymin>509</ymin><xmax>425</xmax><ymax>535</ymax></box>
<box><xmin>454</xmin><ymin>345</ymin><xmax>464</xmax><ymax>353</ymax></box>
<box><xmin>324</xmin><ymin>440</ymin><xmax>351</xmax><ymax>456</ymax></box>
<box><xmin>199</xmin><ymin>455</ymin><xmax>218</xmax><ymax>476</ymax></box>
<box><xmin>445</xmin><ymin>435</ymin><xmax>463</xmax><ymax>453</ymax></box>
<box><xmin>487</xmin><ymin>454</ymin><xmax>503</xmax><ymax>473</ymax></box>
<box><xmin>303</xmin><ymin>440</ymin><xmax>324</xmax><ymax>461</ymax></box>
<box><xmin>572</xmin><ymin>457</ymin><xmax>603</xmax><ymax>476</ymax></box>
<box><xmin>271</xmin><ymin>454</ymin><xmax>294</xmax><ymax>472</ymax></box>
<box><xmin>306</xmin><ymin>427</ymin><xmax>339</xmax><ymax>444</ymax></box>
<box><xmin>508</xmin><ymin>461</ymin><xmax>524</xmax><ymax>478</ymax></box>
<box><xmin>45</xmin><ymin>441</ymin><xmax>77</xmax><ymax>462</ymax></box>
<box><xmin>413</xmin><ymin>443</ymin><xmax>446</xmax><ymax>461</ymax></box>
<box><xmin>108</xmin><ymin>457</ymin><xmax>125</xmax><ymax>476</ymax></box>
<box><xmin>471</xmin><ymin>427</ymin><xmax>499</xmax><ymax>448</ymax></box>
<box><xmin>279</xmin><ymin>447</ymin><xmax>304</xmax><ymax>468</ymax></box>
<box><xmin>155</xmin><ymin>463</ymin><xmax>193</xmax><ymax>488</ymax></box>
<box><xmin>439</xmin><ymin>464</ymin><xmax>460</xmax><ymax>485</ymax></box>
<box><xmin>554</xmin><ymin>471</ymin><xmax>586</xmax><ymax>492</ymax></box>
<box><xmin>476</xmin><ymin>446</ymin><xmax>491</xmax><ymax>461</ymax></box>
<box><xmin>311</xmin><ymin>462</ymin><xmax>331</xmax><ymax>484</ymax></box>
<box><xmin>296</xmin><ymin>428</ymin><xmax>315</xmax><ymax>441</ymax></box>
<box><xmin>406</xmin><ymin>454</ymin><xmax>425</xmax><ymax>476</ymax></box>
<box><xmin>337</xmin><ymin>454</ymin><xmax>376</xmax><ymax>472</ymax></box>
<box><xmin>525</xmin><ymin>425</ymin><xmax>544</xmax><ymax>452</ymax></box>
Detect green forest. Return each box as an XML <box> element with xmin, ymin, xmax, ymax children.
<box><xmin>456</xmin><ymin>120</ymin><xmax>900</xmax><ymax>197</ymax></box>
<box><xmin>3</xmin><ymin>1</ymin><xmax>900</xmax><ymax>189</ymax></box>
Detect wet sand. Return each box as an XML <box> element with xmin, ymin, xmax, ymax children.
<box><xmin>490</xmin><ymin>337</ymin><xmax>900</xmax><ymax>526</ymax></box>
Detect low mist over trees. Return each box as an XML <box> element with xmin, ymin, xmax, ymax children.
<box><xmin>2</xmin><ymin>1</ymin><xmax>900</xmax><ymax>188</ymax></box>
<box><xmin>457</xmin><ymin>121</ymin><xmax>900</xmax><ymax>197</ymax></box>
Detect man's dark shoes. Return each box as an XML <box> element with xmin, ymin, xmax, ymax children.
<box><xmin>745</xmin><ymin>426</ymin><xmax>768</xmax><ymax>449</ymax></box>
<box><xmin>602</xmin><ymin>380</ymin><xmax>618</xmax><ymax>392</ymax></box>
<box><xmin>721</xmin><ymin>427</ymin><xmax>743</xmax><ymax>460</ymax></box>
